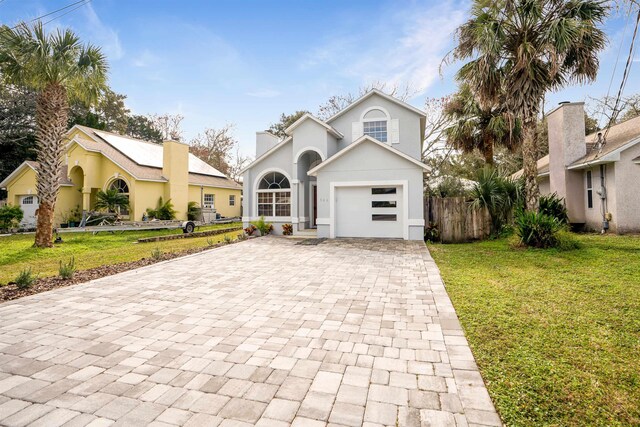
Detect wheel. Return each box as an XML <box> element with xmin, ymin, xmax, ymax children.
<box><xmin>183</xmin><ymin>221</ymin><xmax>195</xmax><ymax>233</ymax></box>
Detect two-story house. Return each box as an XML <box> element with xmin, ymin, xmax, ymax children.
<box><xmin>241</xmin><ymin>89</ymin><xmax>429</xmax><ymax>240</ymax></box>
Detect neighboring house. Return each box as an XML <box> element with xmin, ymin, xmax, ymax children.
<box><xmin>241</xmin><ymin>89</ymin><xmax>429</xmax><ymax>240</ymax></box>
<box><xmin>516</xmin><ymin>102</ymin><xmax>640</xmax><ymax>233</ymax></box>
<box><xmin>0</xmin><ymin>125</ymin><xmax>241</xmax><ymax>228</ymax></box>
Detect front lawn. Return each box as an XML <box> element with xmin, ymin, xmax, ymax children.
<box><xmin>428</xmin><ymin>234</ymin><xmax>640</xmax><ymax>426</ymax></box>
<box><xmin>0</xmin><ymin>223</ymin><xmax>242</xmax><ymax>285</ymax></box>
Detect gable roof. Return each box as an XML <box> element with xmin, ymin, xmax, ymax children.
<box><xmin>325</xmin><ymin>89</ymin><xmax>427</xmax><ymax>123</ymax></box>
<box><xmin>307</xmin><ymin>135</ymin><xmax>430</xmax><ymax>177</ymax></box>
<box><xmin>239</xmin><ymin>136</ymin><xmax>293</xmax><ymax>175</ymax></box>
<box><xmin>73</xmin><ymin>125</ymin><xmax>226</xmax><ymax>178</ymax></box>
<box><xmin>569</xmin><ymin>115</ymin><xmax>640</xmax><ymax>168</ymax></box>
<box><xmin>285</xmin><ymin>113</ymin><xmax>343</xmax><ymax>138</ymax></box>
<box><xmin>0</xmin><ymin>161</ymin><xmax>73</xmax><ymax>189</ymax></box>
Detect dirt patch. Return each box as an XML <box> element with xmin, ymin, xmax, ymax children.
<box><xmin>0</xmin><ymin>240</ymin><xmax>244</xmax><ymax>302</ymax></box>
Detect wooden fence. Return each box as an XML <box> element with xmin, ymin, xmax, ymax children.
<box><xmin>425</xmin><ymin>196</ymin><xmax>491</xmax><ymax>243</ymax></box>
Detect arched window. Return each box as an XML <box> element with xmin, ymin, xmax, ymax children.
<box><xmin>107</xmin><ymin>178</ymin><xmax>130</xmax><ymax>216</ymax></box>
<box><xmin>257</xmin><ymin>172</ymin><xmax>290</xmax><ymax>217</ymax></box>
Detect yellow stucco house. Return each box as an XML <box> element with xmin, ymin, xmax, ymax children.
<box><xmin>0</xmin><ymin>125</ymin><xmax>242</xmax><ymax>228</ymax></box>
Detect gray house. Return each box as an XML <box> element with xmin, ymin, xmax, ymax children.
<box><xmin>241</xmin><ymin>89</ymin><xmax>429</xmax><ymax>240</ymax></box>
<box><xmin>520</xmin><ymin>101</ymin><xmax>640</xmax><ymax>233</ymax></box>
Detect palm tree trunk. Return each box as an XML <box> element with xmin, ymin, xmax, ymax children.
<box><xmin>522</xmin><ymin>119</ymin><xmax>540</xmax><ymax>212</ymax></box>
<box><xmin>483</xmin><ymin>135</ymin><xmax>494</xmax><ymax>165</ymax></box>
<box><xmin>34</xmin><ymin>84</ymin><xmax>69</xmax><ymax>248</ymax></box>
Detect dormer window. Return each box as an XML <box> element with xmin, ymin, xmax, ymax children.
<box><xmin>363</xmin><ymin>120</ymin><xmax>388</xmax><ymax>142</ymax></box>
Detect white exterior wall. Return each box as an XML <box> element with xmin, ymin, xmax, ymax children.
<box><xmin>328</xmin><ymin>93</ymin><xmax>422</xmax><ymax>160</ymax></box>
<box><xmin>314</xmin><ymin>141</ymin><xmax>425</xmax><ymax>240</ymax></box>
<box><xmin>582</xmin><ymin>164</ymin><xmax>616</xmax><ymax>232</ymax></box>
<box><xmin>614</xmin><ymin>144</ymin><xmax>640</xmax><ymax>233</ymax></box>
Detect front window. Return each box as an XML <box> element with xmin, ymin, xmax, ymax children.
<box><xmin>229</xmin><ymin>195</ymin><xmax>236</xmax><ymax>206</ymax></box>
<box><xmin>257</xmin><ymin>172</ymin><xmax>290</xmax><ymax>217</ymax></box>
<box><xmin>586</xmin><ymin>171</ymin><xmax>593</xmax><ymax>209</ymax></box>
<box><xmin>108</xmin><ymin>179</ymin><xmax>129</xmax><ymax>216</ymax></box>
<box><xmin>204</xmin><ymin>194</ymin><xmax>215</xmax><ymax>208</ymax></box>
<box><xmin>363</xmin><ymin>120</ymin><xmax>387</xmax><ymax>142</ymax></box>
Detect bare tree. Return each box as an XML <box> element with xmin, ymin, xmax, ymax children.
<box><xmin>148</xmin><ymin>113</ymin><xmax>184</xmax><ymax>141</ymax></box>
<box><xmin>226</xmin><ymin>146</ymin><xmax>251</xmax><ymax>183</ymax></box>
<box><xmin>588</xmin><ymin>94</ymin><xmax>640</xmax><ymax>127</ymax></box>
<box><xmin>422</xmin><ymin>96</ymin><xmax>453</xmax><ymax>162</ymax></box>
<box><xmin>317</xmin><ymin>81</ymin><xmax>416</xmax><ymax>120</ymax></box>
<box><xmin>189</xmin><ymin>124</ymin><xmax>238</xmax><ymax>176</ymax></box>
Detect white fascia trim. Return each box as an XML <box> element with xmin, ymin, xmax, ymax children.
<box><xmin>0</xmin><ymin>161</ymin><xmax>36</xmax><ymax>188</ymax></box>
<box><xmin>284</xmin><ymin>113</ymin><xmax>344</xmax><ymax>139</ymax></box>
<box><xmin>316</xmin><ymin>218</ymin><xmax>330</xmax><ymax>225</ymax></box>
<box><xmin>239</xmin><ymin>136</ymin><xmax>292</xmax><ymax>174</ymax></box>
<box><xmin>251</xmin><ymin>168</ymin><xmax>293</xmax><ymax>220</ymax></box>
<box><xmin>307</xmin><ymin>135</ymin><xmax>430</xmax><ymax>176</ymax></box>
<box><xmin>328</xmin><ymin>180</ymin><xmax>410</xmax><ymax>240</ymax></box>
<box><xmin>326</xmin><ymin>89</ymin><xmax>427</xmax><ymax>123</ymax></box>
<box><xmin>408</xmin><ymin>219</ymin><xmax>425</xmax><ymax>226</ymax></box>
<box><xmin>294</xmin><ymin>146</ymin><xmax>326</xmax><ymax>163</ymax></box>
<box><xmin>568</xmin><ymin>136</ymin><xmax>640</xmax><ymax>170</ymax></box>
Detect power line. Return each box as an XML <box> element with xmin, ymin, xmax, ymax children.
<box><xmin>43</xmin><ymin>0</ymin><xmax>91</xmax><ymax>26</ymax></box>
<box><xmin>0</xmin><ymin>0</ymin><xmax>91</xmax><ymax>34</ymax></box>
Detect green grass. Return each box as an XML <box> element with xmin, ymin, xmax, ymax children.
<box><xmin>428</xmin><ymin>234</ymin><xmax>640</xmax><ymax>426</ymax></box>
<box><xmin>0</xmin><ymin>223</ymin><xmax>242</xmax><ymax>285</ymax></box>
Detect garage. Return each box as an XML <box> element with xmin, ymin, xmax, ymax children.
<box><xmin>335</xmin><ymin>185</ymin><xmax>403</xmax><ymax>238</ymax></box>
<box><xmin>19</xmin><ymin>195</ymin><xmax>38</xmax><ymax>228</ymax></box>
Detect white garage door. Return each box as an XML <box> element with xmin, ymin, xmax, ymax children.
<box><xmin>335</xmin><ymin>185</ymin><xmax>403</xmax><ymax>238</ymax></box>
<box><xmin>19</xmin><ymin>195</ymin><xmax>38</xmax><ymax>228</ymax></box>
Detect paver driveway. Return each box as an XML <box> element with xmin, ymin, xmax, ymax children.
<box><xmin>0</xmin><ymin>237</ymin><xmax>500</xmax><ymax>427</ymax></box>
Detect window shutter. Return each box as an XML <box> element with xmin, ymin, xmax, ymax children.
<box><xmin>352</xmin><ymin>122</ymin><xmax>363</xmax><ymax>141</ymax></box>
<box><xmin>390</xmin><ymin>119</ymin><xmax>399</xmax><ymax>144</ymax></box>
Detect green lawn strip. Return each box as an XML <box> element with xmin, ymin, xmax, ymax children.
<box><xmin>0</xmin><ymin>222</ymin><xmax>243</xmax><ymax>285</ymax></box>
<box><xmin>428</xmin><ymin>234</ymin><xmax>640</xmax><ymax>426</ymax></box>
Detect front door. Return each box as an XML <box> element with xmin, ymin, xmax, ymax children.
<box><xmin>313</xmin><ymin>185</ymin><xmax>318</xmax><ymax>227</ymax></box>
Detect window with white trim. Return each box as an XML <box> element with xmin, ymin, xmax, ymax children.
<box><xmin>21</xmin><ymin>195</ymin><xmax>35</xmax><ymax>205</ymax></box>
<box><xmin>257</xmin><ymin>172</ymin><xmax>290</xmax><ymax>217</ymax></box>
<box><xmin>586</xmin><ymin>171</ymin><xmax>593</xmax><ymax>209</ymax></box>
<box><xmin>204</xmin><ymin>194</ymin><xmax>215</xmax><ymax>208</ymax></box>
<box><xmin>363</xmin><ymin>120</ymin><xmax>387</xmax><ymax>142</ymax></box>
<box><xmin>229</xmin><ymin>195</ymin><xmax>235</xmax><ymax>206</ymax></box>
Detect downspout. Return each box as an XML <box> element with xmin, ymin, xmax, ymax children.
<box><xmin>599</xmin><ymin>164</ymin><xmax>609</xmax><ymax>234</ymax></box>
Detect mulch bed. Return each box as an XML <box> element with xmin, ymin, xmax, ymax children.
<box><xmin>0</xmin><ymin>241</ymin><xmax>237</xmax><ymax>303</ymax></box>
<box><xmin>137</xmin><ymin>226</ymin><xmax>242</xmax><ymax>243</ymax></box>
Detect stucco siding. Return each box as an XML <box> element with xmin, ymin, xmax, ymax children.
<box><xmin>538</xmin><ymin>176</ymin><xmax>551</xmax><ymax>195</ymax></box>
<box><xmin>291</xmin><ymin>120</ymin><xmax>329</xmax><ymax>162</ymax></box>
<box><xmin>614</xmin><ymin>144</ymin><xmax>640</xmax><ymax>232</ymax></box>
<box><xmin>328</xmin><ymin>93</ymin><xmax>422</xmax><ymax>160</ymax></box>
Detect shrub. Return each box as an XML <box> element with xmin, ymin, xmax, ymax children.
<box><xmin>539</xmin><ymin>193</ymin><xmax>569</xmax><ymax>224</ymax></box>
<box><xmin>95</xmin><ymin>189</ymin><xmax>129</xmax><ymax>213</ymax></box>
<box><xmin>0</xmin><ymin>204</ymin><xmax>23</xmax><ymax>230</ymax></box>
<box><xmin>59</xmin><ymin>257</ymin><xmax>76</xmax><ymax>280</ymax></box>
<box><xmin>151</xmin><ymin>247</ymin><xmax>163</xmax><ymax>259</ymax></box>
<box><xmin>15</xmin><ymin>267</ymin><xmax>36</xmax><ymax>289</ymax></box>
<box><xmin>237</xmin><ymin>232</ymin><xmax>248</xmax><ymax>241</ymax></box>
<box><xmin>251</xmin><ymin>216</ymin><xmax>272</xmax><ymax>235</ymax></box>
<box><xmin>223</xmin><ymin>234</ymin><xmax>233</xmax><ymax>244</ymax></box>
<box><xmin>424</xmin><ymin>222</ymin><xmax>440</xmax><ymax>242</ymax></box>
<box><xmin>470</xmin><ymin>167</ymin><xmax>524</xmax><ymax>236</ymax></box>
<box><xmin>282</xmin><ymin>223</ymin><xmax>293</xmax><ymax>235</ymax></box>
<box><xmin>514</xmin><ymin>211</ymin><xmax>562</xmax><ymax>248</ymax></box>
<box><xmin>187</xmin><ymin>201</ymin><xmax>201</xmax><ymax>221</ymax></box>
<box><xmin>147</xmin><ymin>197</ymin><xmax>177</xmax><ymax>220</ymax></box>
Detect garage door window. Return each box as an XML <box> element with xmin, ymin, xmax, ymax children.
<box><xmin>372</xmin><ymin>187</ymin><xmax>396</xmax><ymax>195</ymax></box>
<box><xmin>372</xmin><ymin>201</ymin><xmax>397</xmax><ymax>208</ymax></box>
<box><xmin>22</xmin><ymin>196</ymin><xmax>35</xmax><ymax>205</ymax></box>
<box><xmin>372</xmin><ymin>214</ymin><xmax>397</xmax><ymax>221</ymax></box>
<box><xmin>257</xmin><ymin>172</ymin><xmax>290</xmax><ymax>217</ymax></box>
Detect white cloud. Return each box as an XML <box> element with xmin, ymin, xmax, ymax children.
<box><xmin>300</xmin><ymin>1</ymin><xmax>467</xmax><ymax>95</ymax></box>
<box><xmin>132</xmin><ymin>50</ymin><xmax>161</xmax><ymax>68</ymax></box>
<box><xmin>246</xmin><ymin>89</ymin><xmax>281</xmax><ymax>98</ymax></box>
<box><xmin>82</xmin><ymin>3</ymin><xmax>124</xmax><ymax>60</ymax></box>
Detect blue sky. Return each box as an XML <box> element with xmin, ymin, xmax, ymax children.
<box><xmin>3</xmin><ymin>0</ymin><xmax>639</xmax><ymax>156</ymax></box>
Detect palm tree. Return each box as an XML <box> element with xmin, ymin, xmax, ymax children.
<box><xmin>443</xmin><ymin>83</ymin><xmax>521</xmax><ymax>165</ymax></box>
<box><xmin>451</xmin><ymin>0</ymin><xmax>607</xmax><ymax>210</ymax></box>
<box><xmin>95</xmin><ymin>189</ymin><xmax>129</xmax><ymax>213</ymax></box>
<box><xmin>0</xmin><ymin>22</ymin><xmax>108</xmax><ymax>247</ymax></box>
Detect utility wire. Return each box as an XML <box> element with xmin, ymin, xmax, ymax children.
<box><xmin>43</xmin><ymin>0</ymin><xmax>91</xmax><ymax>26</ymax></box>
<box><xmin>0</xmin><ymin>0</ymin><xmax>91</xmax><ymax>34</ymax></box>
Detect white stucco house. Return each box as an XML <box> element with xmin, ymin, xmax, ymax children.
<box><xmin>516</xmin><ymin>101</ymin><xmax>640</xmax><ymax>233</ymax></box>
<box><xmin>241</xmin><ymin>89</ymin><xmax>429</xmax><ymax>240</ymax></box>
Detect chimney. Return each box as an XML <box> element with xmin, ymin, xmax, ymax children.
<box><xmin>162</xmin><ymin>139</ymin><xmax>190</xmax><ymax>220</ymax></box>
<box><xmin>256</xmin><ymin>132</ymin><xmax>280</xmax><ymax>157</ymax></box>
<box><xmin>547</xmin><ymin>102</ymin><xmax>586</xmax><ymax>223</ymax></box>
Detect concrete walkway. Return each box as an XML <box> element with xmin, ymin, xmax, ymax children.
<box><xmin>0</xmin><ymin>237</ymin><xmax>500</xmax><ymax>426</ymax></box>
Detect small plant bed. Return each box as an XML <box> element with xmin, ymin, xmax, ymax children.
<box><xmin>428</xmin><ymin>234</ymin><xmax>640</xmax><ymax>426</ymax></box>
<box><xmin>137</xmin><ymin>226</ymin><xmax>242</xmax><ymax>243</ymax></box>
<box><xmin>1</xmin><ymin>231</ymin><xmax>249</xmax><ymax>302</ymax></box>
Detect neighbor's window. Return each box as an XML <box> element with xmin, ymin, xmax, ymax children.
<box><xmin>22</xmin><ymin>196</ymin><xmax>34</xmax><ymax>205</ymax></box>
<box><xmin>108</xmin><ymin>178</ymin><xmax>129</xmax><ymax>215</ymax></box>
<box><xmin>204</xmin><ymin>194</ymin><xmax>215</xmax><ymax>208</ymax></box>
<box><xmin>229</xmin><ymin>195</ymin><xmax>236</xmax><ymax>206</ymax></box>
<box><xmin>257</xmin><ymin>172</ymin><xmax>290</xmax><ymax>217</ymax></box>
<box><xmin>363</xmin><ymin>120</ymin><xmax>387</xmax><ymax>142</ymax></box>
<box><xmin>586</xmin><ymin>171</ymin><xmax>593</xmax><ymax>209</ymax></box>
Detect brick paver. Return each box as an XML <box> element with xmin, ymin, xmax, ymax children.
<box><xmin>0</xmin><ymin>237</ymin><xmax>500</xmax><ymax>426</ymax></box>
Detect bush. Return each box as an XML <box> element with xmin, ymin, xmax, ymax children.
<box><xmin>237</xmin><ymin>232</ymin><xmax>248</xmax><ymax>241</ymax></box>
<box><xmin>151</xmin><ymin>247</ymin><xmax>163</xmax><ymax>259</ymax></box>
<box><xmin>0</xmin><ymin>204</ymin><xmax>23</xmax><ymax>230</ymax></box>
<box><xmin>15</xmin><ymin>267</ymin><xmax>36</xmax><ymax>289</ymax></box>
<box><xmin>282</xmin><ymin>223</ymin><xmax>293</xmax><ymax>235</ymax></box>
<box><xmin>424</xmin><ymin>222</ymin><xmax>440</xmax><ymax>242</ymax></box>
<box><xmin>223</xmin><ymin>234</ymin><xmax>233</xmax><ymax>244</ymax></box>
<box><xmin>251</xmin><ymin>216</ymin><xmax>273</xmax><ymax>235</ymax></box>
<box><xmin>539</xmin><ymin>193</ymin><xmax>569</xmax><ymax>224</ymax></box>
<box><xmin>59</xmin><ymin>257</ymin><xmax>76</xmax><ymax>280</ymax></box>
<box><xmin>187</xmin><ymin>201</ymin><xmax>201</xmax><ymax>221</ymax></box>
<box><xmin>470</xmin><ymin>167</ymin><xmax>524</xmax><ymax>236</ymax></box>
<box><xmin>147</xmin><ymin>197</ymin><xmax>177</xmax><ymax>220</ymax></box>
<box><xmin>515</xmin><ymin>211</ymin><xmax>562</xmax><ymax>248</ymax></box>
